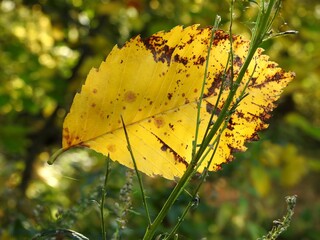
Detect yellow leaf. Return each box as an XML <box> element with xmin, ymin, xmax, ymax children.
<box><xmin>61</xmin><ymin>25</ymin><xmax>294</xmax><ymax>179</ymax></box>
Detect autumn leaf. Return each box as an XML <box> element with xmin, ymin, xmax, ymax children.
<box><xmin>60</xmin><ymin>25</ymin><xmax>294</xmax><ymax>179</ymax></box>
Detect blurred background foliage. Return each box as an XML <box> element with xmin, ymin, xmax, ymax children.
<box><xmin>0</xmin><ymin>0</ymin><xmax>319</xmax><ymax>239</ymax></box>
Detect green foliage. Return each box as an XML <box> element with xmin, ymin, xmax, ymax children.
<box><xmin>0</xmin><ymin>0</ymin><xmax>319</xmax><ymax>239</ymax></box>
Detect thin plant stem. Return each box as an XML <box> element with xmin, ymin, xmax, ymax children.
<box><xmin>32</xmin><ymin>229</ymin><xmax>89</xmax><ymax>240</ymax></box>
<box><xmin>201</xmin><ymin>48</ymin><xmax>231</xmax><ymax>144</ymax></box>
<box><xmin>165</xmin><ymin>135</ymin><xmax>222</xmax><ymax>239</ymax></box>
<box><xmin>192</xmin><ymin>15</ymin><xmax>221</xmax><ymax>158</ymax></box>
<box><xmin>200</xmin><ymin>1</ymin><xmax>234</xmax><ymax>153</ymax></box>
<box><xmin>164</xmin><ymin>201</ymin><xmax>193</xmax><ymax>240</ymax></box>
<box><xmin>143</xmin><ymin>148</ymin><xmax>202</xmax><ymax>239</ymax></box>
<box><xmin>100</xmin><ymin>155</ymin><xmax>110</xmax><ymax>240</ymax></box>
<box><xmin>200</xmin><ymin>0</ymin><xmax>235</xmax><ymax>149</ymax></box>
<box><xmin>121</xmin><ymin>116</ymin><xmax>152</xmax><ymax>226</ymax></box>
<box><xmin>228</xmin><ymin>0</ymin><xmax>235</xmax><ymax>89</ymax></box>
<box><xmin>258</xmin><ymin>195</ymin><xmax>297</xmax><ymax>240</ymax></box>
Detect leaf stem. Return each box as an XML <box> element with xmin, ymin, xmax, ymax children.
<box><xmin>47</xmin><ymin>148</ymin><xmax>67</xmax><ymax>165</ymax></box>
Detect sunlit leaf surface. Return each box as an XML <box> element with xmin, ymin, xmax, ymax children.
<box><xmin>62</xmin><ymin>25</ymin><xmax>294</xmax><ymax>179</ymax></box>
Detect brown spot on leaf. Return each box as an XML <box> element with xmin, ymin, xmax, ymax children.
<box><xmin>203</xmin><ymin>73</ymin><xmax>223</xmax><ymax>97</ymax></box>
<box><xmin>152</xmin><ymin>133</ymin><xmax>189</xmax><ymax>168</ymax></box>
<box><xmin>63</xmin><ymin>128</ymin><xmax>70</xmax><ymax>143</ymax></box>
<box><xmin>236</xmin><ymin>110</ymin><xmax>245</xmax><ymax>118</ymax></box>
<box><xmin>107</xmin><ymin>144</ymin><xmax>116</xmax><ymax>152</ymax></box>
<box><xmin>227</xmin><ymin>117</ymin><xmax>236</xmax><ymax>130</ymax></box>
<box><xmin>174</xmin><ymin>54</ymin><xmax>188</xmax><ymax>65</ymax></box>
<box><xmin>194</xmin><ymin>55</ymin><xmax>206</xmax><ymax>65</ymax></box>
<box><xmin>233</xmin><ymin>55</ymin><xmax>243</xmax><ymax>67</ymax></box>
<box><xmin>228</xmin><ymin>144</ymin><xmax>242</xmax><ymax>154</ymax></box>
<box><xmin>141</xmin><ymin>35</ymin><xmax>174</xmax><ymax>65</ymax></box>
<box><xmin>249</xmin><ymin>77</ymin><xmax>258</xmax><ymax>86</ymax></box>
<box><xmin>91</xmin><ymin>103</ymin><xmax>96</xmax><ymax>108</ymax></box>
<box><xmin>214</xmin><ymin>163</ymin><xmax>224</xmax><ymax>171</ymax></box>
<box><xmin>267</xmin><ymin>63</ymin><xmax>276</xmax><ymax>68</ymax></box>
<box><xmin>273</xmin><ymin>72</ymin><xmax>283</xmax><ymax>81</ymax></box>
<box><xmin>206</xmin><ymin>102</ymin><xmax>214</xmax><ymax>114</ymax></box>
<box><xmin>124</xmin><ymin>91</ymin><xmax>137</xmax><ymax>103</ymax></box>
<box><xmin>154</xmin><ymin>116</ymin><xmax>165</xmax><ymax>128</ymax></box>
<box><xmin>167</xmin><ymin>93</ymin><xmax>173</xmax><ymax>100</ymax></box>
<box><xmin>161</xmin><ymin>145</ymin><xmax>168</xmax><ymax>151</ymax></box>
<box><xmin>254</xmin><ymin>70</ymin><xmax>287</xmax><ymax>89</ymax></box>
<box><xmin>249</xmin><ymin>133</ymin><xmax>260</xmax><ymax>141</ymax></box>
<box><xmin>212</xmin><ymin>30</ymin><xmax>230</xmax><ymax>46</ymax></box>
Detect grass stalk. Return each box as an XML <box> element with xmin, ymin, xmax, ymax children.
<box><xmin>100</xmin><ymin>155</ymin><xmax>110</xmax><ymax>240</ymax></box>
<box><xmin>121</xmin><ymin>116</ymin><xmax>152</xmax><ymax>226</ymax></box>
<box><xmin>165</xmin><ymin>135</ymin><xmax>222</xmax><ymax>239</ymax></box>
<box><xmin>192</xmin><ymin>14</ymin><xmax>221</xmax><ymax>158</ymax></box>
